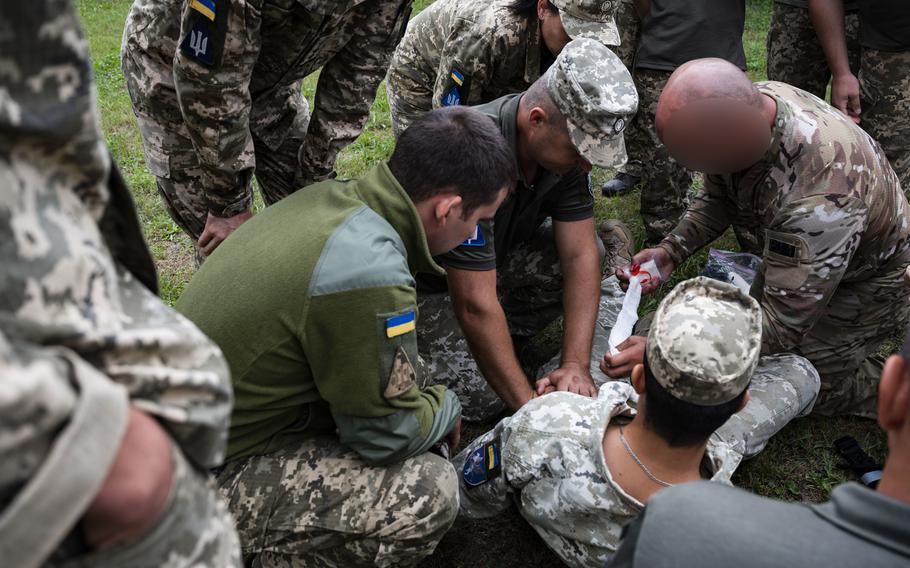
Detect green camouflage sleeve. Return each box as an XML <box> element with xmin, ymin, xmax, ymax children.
<box><xmin>430</xmin><ymin>15</ymin><xmax>497</xmax><ymax>108</ymax></box>
<box><xmin>173</xmin><ymin>0</ymin><xmax>264</xmax><ymax>217</ymax></box>
<box><xmin>298</xmin><ymin>0</ymin><xmax>413</xmax><ymax>184</ymax></box>
<box><xmin>305</xmin><ymin>284</ymin><xmax>461</xmax><ymax>466</ymax></box>
<box><xmin>755</xmin><ymin>194</ymin><xmax>868</xmax><ymax>353</ymax></box>
<box><xmin>659</xmin><ymin>175</ymin><xmax>734</xmax><ymax>266</ymax></box>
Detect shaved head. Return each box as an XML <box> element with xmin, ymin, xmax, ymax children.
<box><xmin>655</xmin><ymin>58</ymin><xmax>775</xmax><ymax>174</ymax></box>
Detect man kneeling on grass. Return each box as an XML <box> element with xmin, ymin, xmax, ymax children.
<box><xmin>452</xmin><ymin>277</ymin><xmax>820</xmax><ymax>568</ymax></box>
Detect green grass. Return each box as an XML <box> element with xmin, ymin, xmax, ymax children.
<box><xmin>77</xmin><ymin>0</ymin><xmax>886</xmax><ymax>565</ymax></box>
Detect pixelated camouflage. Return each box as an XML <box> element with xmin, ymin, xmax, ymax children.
<box><xmin>858</xmin><ymin>48</ymin><xmax>910</xmax><ymax>191</ymax></box>
<box><xmin>122</xmin><ymin>0</ymin><xmax>411</xmax><ymax>238</ymax></box>
<box><xmin>0</xmin><ymin>1</ymin><xmax>238</xmax><ymax>565</ymax></box>
<box><xmin>546</xmin><ymin>38</ymin><xmax>638</xmax><ymax>167</ymax></box>
<box><xmin>552</xmin><ymin>0</ymin><xmax>620</xmax><ymax>46</ymax></box>
<box><xmin>386</xmin><ymin>0</ymin><xmax>546</xmax><ymax>137</ymax></box>
<box><xmin>660</xmin><ymin>81</ymin><xmax>910</xmax><ymax>417</ymax></box>
<box><xmin>610</xmin><ymin>0</ymin><xmax>643</xmax><ymax>179</ymax></box>
<box><xmin>647</xmin><ymin>277</ymin><xmax>762</xmax><ymax>406</ymax></box>
<box><xmin>766</xmin><ymin>2</ymin><xmax>861</xmax><ymax>99</ymax></box>
<box><xmin>216</xmin><ymin>436</ymin><xmax>458</xmax><ymax>566</ymax></box>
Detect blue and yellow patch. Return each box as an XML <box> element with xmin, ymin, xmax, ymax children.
<box><xmin>463</xmin><ymin>440</ymin><xmax>501</xmax><ymax>487</ymax></box>
<box><xmin>386</xmin><ymin>311</ymin><xmax>416</xmax><ymax>338</ymax></box>
<box><xmin>190</xmin><ymin>0</ymin><xmax>216</xmax><ymax>20</ymax></box>
<box><xmin>442</xmin><ymin>65</ymin><xmax>470</xmax><ymax>107</ymax></box>
<box><xmin>450</xmin><ymin>68</ymin><xmax>465</xmax><ymax>86</ymax></box>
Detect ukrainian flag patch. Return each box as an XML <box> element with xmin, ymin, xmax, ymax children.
<box><xmin>386</xmin><ymin>311</ymin><xmax>416</xmax><ymax>338</ymax></box>
<box><xmin>451</xmin><ymin>68</ymin><xmax>465</xmax><ymax>86</ymax></box>
<box><xmin>190</xmin><ymin>0</ymin><xmax>216</xmax><ymax>21</ymax></box>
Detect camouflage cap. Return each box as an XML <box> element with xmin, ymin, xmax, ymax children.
<box><xmin>545</xmin><ymin>38</ymin><xmax>637</xmax><ymax>168</ymax></box>
<box><xmin>552</xmin><ymin>0</ymin><xmax>620</xmax><ymax>46</ymax></box>
<box><xmin>646</xmin><ymin>277</ymin><xmax>762</xmax><ymax>406</ymax></box>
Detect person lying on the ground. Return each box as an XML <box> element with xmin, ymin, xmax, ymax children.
<box><xmin>451</xmin><ymin>277</ymin><xmax>819</xmax><ymax>568</ymax></box>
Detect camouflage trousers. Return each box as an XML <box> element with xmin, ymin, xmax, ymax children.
<box><xmin>121</xmin><ymin>4</ymin><xmax>312</xmax><ymax>242</ymax></box>
<box><xmin>53</xmin><ymin>445</ymin><xmax>242</xmax><ymax>567</ymax></box>
<box><xmin>624</xmin><ymin>69</ymin><xmax>693</xmax><ymax>244</ymax></box>
<box><xmin>767</xmin><ymin>3</ymin><xmax>861</xmax><ymax>100</ymax></box>
<box><xmin>787</xmin><ymin>260</ymin><xmax>910</xmax><ymax>418</ymax></box>
<box><xmin>214</xmin><ymin>437</ymin><xmax>458</xmax><ymax>567</ymax></box>
<box><xmin>417</xmin><ymin>222</ymin><xmax>606</xmax><ymax>421</ymax></box>
<box><xmin>611</xmin><ymin>0</ymin><xmax>642</xmax><ymax>179</ymax></box>
<box><xmin>858</xmin><ymin>49</ymin><xmax>910</xmax><ymax>192</ymax></box>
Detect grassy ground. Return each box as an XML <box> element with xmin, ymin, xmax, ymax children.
<box><xmin>77</xmin><ymin>0</ymin><xmax>887</xmax><ymax>565</ymax></box>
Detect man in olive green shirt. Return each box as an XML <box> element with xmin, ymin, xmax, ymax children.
<box><xmin>177</xmin><ymin>107</ymin><xmax>515</xmax><ymax>567</ymax></box>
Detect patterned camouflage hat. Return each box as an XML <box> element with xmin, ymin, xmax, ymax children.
<box><xmin>546</xmin><ymin>37</ymin><xmax>637</xmax><ymax>168</ymax></box>
<box><xmin>552</xmin><ymin>0</ymin><xmax>620</xmax><ymax>46</ymax></box>
<box><xmin>646</xmin><ymin>277</ymin><xmax>762</xmax><ymax>405</ymax></box>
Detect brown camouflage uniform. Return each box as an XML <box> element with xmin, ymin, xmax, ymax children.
<box><xmin>121</xmin><ymin>0</ymin><xmax>411</xmax><ymax>241</ymax></box>
<box><xmin>767</xmin><ymin>1</ymin><xmax>861</xmax><ymax>100</ymax></box>
<box><xmin>660</xmin><ymin>81</ymin><xmax>910</xmax><ymax>418</ymax></box>
<box><xmin>858</xmin><ymin>48</ymin><xmax>910</xmax><ymax>192</ymax></box>
<box><xmin>0</xmin><ymin>2</ymin><xmax>240</xmax><ymax>566</ymax></box>
<box><xmin>611</xmin><ymin>0</ymin><xmax>642</xmax><ymax>179</ymax></box>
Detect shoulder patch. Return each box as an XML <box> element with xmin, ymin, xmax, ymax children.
<box><xmin>180</xmin><ymin>0</ymin><xmax>229</xmax><ymax>67</ymax></box>
<box><xmin>460</xmin><ymin>224</ymin><xmax>486</xmax><ymax>247</ymax></box>
<box><xmin>462</xmin><ymin>439</ymin><xmax>502</xmax><ymax>487</ymax></box>
<box><xmin>385</xmin><ymin>346</ymin><xmax>416</xmax><ymax>399</ymax></box>
<box><xmin>386</xmin><ymin>310</ymin><xmax>416</xmax><ymax>338</ymax></box>
<box><xmin>442</xmin><ymin>65</ymin><xmax>471</xmax><ymax>107</ymax></box>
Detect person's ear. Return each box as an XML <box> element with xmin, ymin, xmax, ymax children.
<box><xmin>537</xmin><ymin>0</ymin><xmax>549</xmax><ymax>20</ymax></box>
<box><xmin>528</xmin><ymin>106</ymin><xmax>547</xmax><ymax>128</ymax></box>
<box><xmin>879</xmin><ymin>355</ymin><xmax>910</xmax><ymax>432</ymax></box>
<box><xmin>631</xmin><ymin>364</ymin><xmax>646</xmax><ymax>393</ymax></box>
<box><xmin>736</xmin><ymin>391</ymin><xmax>750</xmax><ymax>414</ymax></box>
<box><xmin>432</xmin><ymin>194</ymin><xmax>463</xmax><ymax>226</ymax></box>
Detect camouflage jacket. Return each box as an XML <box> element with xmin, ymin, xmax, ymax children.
<box><xmin>660</xmin><ymin>81</ymin><xmax>910</xmax><ymax>354</ymax></box>
<box><xmin>452</xmin><ymin>383</ymin><xmax>738</xmax><ymax>568</ymax></box>
<box><xmin>387</xmin><ymin>0</ymin><xmax>546</xmax><ymax>118</ymax></box>
<box><xmin>128</xmin><ymin>0</ymin><xmax>411</xmax><ymax>217</ymax></box>
<box><xmin>0</xmin><ymin>3</ymin><xmax>232</xmax><ymax>565</ymax></box>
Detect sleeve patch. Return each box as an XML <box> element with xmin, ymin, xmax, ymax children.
<box><xmin>386</xmin><ymin>310</ymin><xmax>416</xmax><ymax>338</ymax></box>
<box><xmin>442</xmin><ymin>65</ymin><xmax>471</xmax><ymax>106</ymax></box>
<box><xmin>384</xmin><ymin>346</ymin><xmax>416</xmax><ymax>399</ymax></box>
<box><xmin>460</xmin><ymin>224</ymin><xmax>486</xmax><ymax>247</ymax></box>
<box><xmin>180</xmin><ymin>0</ymin><xmax>229</xmax><ymax>67</ymax></box>
<box><xmin>463</xmin><ymin>439</ymin><xmax>502</xmax><ymax>487</ymax></box>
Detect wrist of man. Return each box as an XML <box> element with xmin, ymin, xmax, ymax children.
<box><xmin>206</xmin><ymin>193</ymin><xmax>253</xmax><ymax>219</ymax></box>
<box><xmin>657</xmin><ymin>239</ymin><xmax>686</xmax><ymax>269</ymax></box>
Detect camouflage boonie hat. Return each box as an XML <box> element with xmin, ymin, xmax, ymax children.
<box><xmin>546</xmin><ymin>38</ymin><xmax>637</xmax><ymax>168</ymax></box>
<box><xmin>646</xmin><ymin>277</ymin><xmax>762</xmax><ymax>405</ymax></box>
<box><xmin>552</xmin><ymin>0</ymin><xmax>620</xmax><ymax>46</ymax></box>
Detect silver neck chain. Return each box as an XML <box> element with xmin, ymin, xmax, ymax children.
<box><xmin>619</xmin><ymin>426</ymin><xmax>673</xmax><ymax>488</ymax></box>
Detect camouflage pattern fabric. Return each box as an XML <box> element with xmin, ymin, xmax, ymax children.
<box><xmin>546</xmin><ymin>38</ymin><xmax>638</xmax><ymax>168</ymax></box>
<box><xmin>858</xmin><ymin>48</ymin><xmax>910</xmax><ymax>191</ymax></box>
<box><xmin>660</xmin><ymin>81</ymin><xmax>910</xmax><ymax>417</ymax></box>
<box><xmin>623</xmin><ymin>69</ymin><xmax>693</xmax><ymax>244</ymax></box>
<box><xmin>121</xmin><ymin>0</ymin><xmax>411</xmax><ymax>239</ymax></box>
<box><xmin>452</xmin><ymin>355</ymin><xmax>818</xmax><ymax>567</ymax></box>
<box><xmin>611</xmin><ymin>0</ymin><xmax>643</xmax><ymax>178</ymax></box>
<box><xmin>0</xmin><ymin>1</ymin><xmax>239</xmax><ymax>565</ymax></box>
<box><xmin>214</xmin><ymin>436</ymin><xmax>458</xmax><ymax>567</ymax></box>
<box><xmin>56</xmin><ymin>445</ymin><xmax>241</xmax><ymax>567</ymax></box>
<box><xmin>646</xmin><ymin>277</ymin><xmax>762</xmax><ymax>406</ymax></box>
<box><xmin>766</xmin><ymin>2</ymin><xmax>861</xmax><ymax>99</ymax></box>
<box><xmin>386</xmin><ymin>0</ymin><xmax>546</xmax><ymax>137</ymax></box>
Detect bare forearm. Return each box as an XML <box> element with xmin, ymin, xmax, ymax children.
<box><xmin>456</xmin><ymin>304</ymin><xmax>533</xmax><ymax>411</ymax></box>
<box><xmin>809</xmin><ymin>0</ymin><xmax>850</xmax><ymax>75</ymax></box>
<box><xmin>559</xmin><ymin>250</ymin><xmax>600</xmax><ymax>368</ymax></box>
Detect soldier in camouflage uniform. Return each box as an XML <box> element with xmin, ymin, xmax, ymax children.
<box><xmin>810</xmin><ymin>0</ymin><xmax>910</xmax><ymax>192</ymax></box>
<box><xmin>386</xmin><ymin>0</ymin><xmax>620</xmax><ymax>137</ymax></box>
<box><xmin>625</xmin><ymin>59</ymin><xmax>910</xmax><ymax>418</ymax></box>
<box><xmin>416</xmin><ymin>39</ymin><xmax>638</xmax><ymax>422</ymax></box>
<box><xmin>176</xmin><ymin>106</ymin><xmax>517</xmax><ymax>566</ymax></box>
<box><xmin>766</xmin><ymin>1</ymin><xmax>861</xmax><ymax>100</ymax></box>
<box><xmin>0</xmin><ymin>2</ymin><xmax>240</xmax><ymax>566</ymax></box>
<box><xmin>121</xmin><ymin>0</ymin><xmax>413</xmax><ymax>258</ymax></box>
<box><xmin>453</xmin><ymin>277</ymin><xmax>819</xmax><ymax>568</ymax></box>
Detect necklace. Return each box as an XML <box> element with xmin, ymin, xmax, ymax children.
<box><xmin>619</xmin><ymin>426</ymin><xmax>673</xmax><ymax>488</ymax></box>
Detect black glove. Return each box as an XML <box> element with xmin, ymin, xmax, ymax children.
<box><xmin>833</xmin><ymin>435</ymin><xmax>883</xmax><ymax>487</ymax></box>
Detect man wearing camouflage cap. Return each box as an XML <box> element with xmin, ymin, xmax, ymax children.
<box><xmin>387</xmin><ymin>0</ymin><xmax>620</xmax><ymax>137</ymax></box>
<box><xmin>121</xmin><ymin>0</ymin><xmax>413</xmax><ymax>260</ymax></box>
<box><xmin>452</xmin><ymin>277</ymin><xmax>820</xmax><ymax>567</ymax></box>
<box><xmin>417</xmin><ymin>38</ymin><xmax>638</xmax><ymax>422</ymax></box>
<box><xmin>0</xmin><ymin>1</ymin><xmax>239</xmax><ymax>566</ymax></box>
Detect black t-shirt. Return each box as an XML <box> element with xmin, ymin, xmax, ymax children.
<box><xmin>857</xmin><ymin>0</ymin><xmax>910</xmax><ymax>51</ymax></box>
<box><xmin>635</xmin><ymin>0</ymin><xmax>747</xmax><ymax>72</ymax></box>
<box><xmin>774</xmin><ymin>0</ymin><xmax>858</xmax><ymax>11</ymax></box>
<box><xmin>418</xmin><ymin>94</ymin><xmax>594</xmax><ymax>292</ymax></box>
